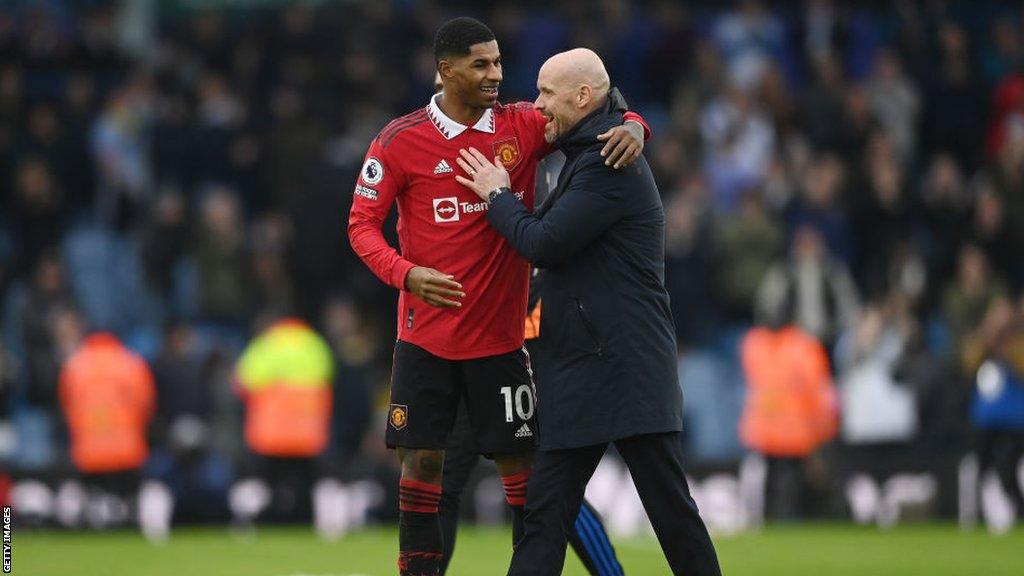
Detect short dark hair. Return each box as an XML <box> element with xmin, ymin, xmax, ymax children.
<box><xmin>434</xmin><ymin>17</ymin><xmax>495</xmax><ymax>63</ymax></box>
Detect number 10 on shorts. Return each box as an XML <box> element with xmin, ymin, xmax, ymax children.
<box><xmin>500</xmin><ymin>385</ymin><xmax>535</xmax><ymax>422</ymax></box>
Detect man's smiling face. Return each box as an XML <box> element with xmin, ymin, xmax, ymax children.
<box><xmin>533</xmin><ymin>63</ymin><xmax>579</xmax><ymax>144</ymax></box>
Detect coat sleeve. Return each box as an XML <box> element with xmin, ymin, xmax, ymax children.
<box><xmin>487</xmin><ymin>155</ymin><xmax>625</xmax><ymax>268</ymax></box>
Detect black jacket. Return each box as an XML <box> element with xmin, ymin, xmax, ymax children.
<box><xmin>488</xmin><ymin>93</ymin><xmax>682</xmax><ymax>450</ymax></box>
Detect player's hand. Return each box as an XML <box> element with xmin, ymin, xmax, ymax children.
<box><xmin>405</xmin><ymin>266</ymin><xmax>465</xmax><ymax>308</ymax></box>
<box><xmin>455</xmin><ymin>147</ymin><xmax>510</xmax><ymax>201</ymax></box>
<box><xmin>597</xmin><ymin>121</ymin><xmax>644</xmax><ymax>169</ymax></box>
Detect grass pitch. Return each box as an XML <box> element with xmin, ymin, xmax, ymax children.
<box><xmin>13</xmin><ymin>524</ymin><xmax>1024</xmax><ymax>575</ymax></box>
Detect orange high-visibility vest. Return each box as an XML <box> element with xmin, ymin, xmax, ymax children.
<box><xmin>524</xmin><ymin>298</ymin><xmax>542</xmax><ymax>341</ymax></box>
<box><xmin>739</xmin><ymin>326</ymin><xmax>837</xmax><ymax>457</ymax></box>
<box><xmin>59</xmin><ymin>333</ymin><xmax>155</xmax><ymax>473</ymax></box>
<box><xmin>235</xmin><ymin>319</ymin><xmax>333</xmax><ymax>458</ymax></box>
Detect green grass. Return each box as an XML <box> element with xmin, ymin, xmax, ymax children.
<box><xmin>12</xmin><ymin>524</ymin><xmax>1024</xmax><ymax>575</ymax></box>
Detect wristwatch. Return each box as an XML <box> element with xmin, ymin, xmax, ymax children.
<box><xmin>488</xmin><ymin>186</ymin><xmax>510</xmax><ymax>204</ymax></box>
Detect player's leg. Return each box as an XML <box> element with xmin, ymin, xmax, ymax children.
<box><xmin>990</xmin><ymin>430</ymin><xmax>1024</xmax><ymax>514</ymax></box>
<box><xmin>397</xmin><ymin>448</ymin><xmax>445</xmax><ymax>576</ymax></box>
<box><xmin>462</xmin><ymin>347</ymin><xmax>537</xmax><ymax>546</ymax></box>
<box><xmin>388</xmin><ymin>341</ymin><xmax>461</xmax><ymax>576</ymax></box>
<box><xmin>438</xmin><ymin>401</ymin><xmax>481</xmax><ymax>574</ymax></box>
<box><xmin>507</xmin><ymin>444</ymin><xmax>607</xmax><ymax>576</ymax></box>
<box><xmin>568</xmin><ymin>500</ymin><xmax>625</xmax><ymax>576</ymax></box>
<box><xmin>493</xmin><ymin>452</ymin><xmax>534</xmax><ymax>545</ymax></box>
<box><xmin>615</xmin><ymin>432</ymin><xmax>721</xmax><ymax>576</ymax></box>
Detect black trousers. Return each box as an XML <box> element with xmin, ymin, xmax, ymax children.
<box><xmin>508</xmin><ymin>432</ymin><xmax>721</xmax><ymax>576</ymax></box>
<box><xmin>440</xmin><ymin>400</ymin><xmax>624</xmax><ymax>575</ymax></box>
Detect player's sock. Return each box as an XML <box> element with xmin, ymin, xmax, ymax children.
<box><xmin>570</xmin><ymin>501</ymin><xmax>625</xmax><ymax>576</ymax></box>
<box><xmin>398</xmin><ymin>479</ymin><xmax>443</xmax><ymax>576</ymax></box>
<box><xmin>500</xmin><ymin>470</ymin><xmax>530</xmax><ymax>547</ymax></box>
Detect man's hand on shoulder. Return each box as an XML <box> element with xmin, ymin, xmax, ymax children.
<box><xmin>405</xmin><ymin>266</ymin><xmax>465</xmax><ymax>308</ymax></box>
<box><xmin>596</xmin><ymin>121</ymin><xmax>644</xmax><ymax>169</ymax></box>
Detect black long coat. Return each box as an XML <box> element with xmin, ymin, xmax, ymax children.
<box><xmin>487</xmin><ymin>95</ymin><xmax>682</xmax><ymax>450</ymax></box>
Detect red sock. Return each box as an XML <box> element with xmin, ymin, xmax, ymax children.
<box><xmin>398</xmin><ymin>479</ymin><xmax>443</xmax><ymax>576</ymax></box>
<box><xmin>501</xmin><ymin>470</ymin><xmax>531</xmax><ymax>547</ymax></box>
<box><xmin>399</xmin><ymin>479</ymin><xmax>442</xmax><ymax>513</ymax></box>
<box><xmin>500</xmin><ymin>470</ymin><xmax>530</xmax><ymax>507</ymax></box>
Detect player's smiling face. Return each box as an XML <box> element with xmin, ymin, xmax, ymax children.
<box><xmin>441</xmin><ymin>40</ymin><xmax>502</xmax><ymax>109</ymax></box>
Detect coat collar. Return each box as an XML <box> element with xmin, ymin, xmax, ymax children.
<box><xmin>427</xmin><ymin>92</ymin><xmax>495</xmax><ymax>140</ymax></box>
<box><xmin>555</xmin><ymin>88</ymin><xmax>625</xmax><ymax>157</ymax></box>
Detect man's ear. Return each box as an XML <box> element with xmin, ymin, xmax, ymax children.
<box><xmin>438</xmin><ymin>60</ymin><xmax>453</xmax><ymax>81</ymax></box>
<box><xmin>577</xmin><ymin>85</ymin><xmax>592</xmax><ymax>108</ymax></box>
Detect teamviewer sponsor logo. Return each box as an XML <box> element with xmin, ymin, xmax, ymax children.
<box><xmin>434</xmin><ymin>191</ymin><xmax>525</xmax><ymax>223</ymax></box>
<box><xmin>433</xmin><ymin>197</ymin><xmax>459</xmax><ymax>222</ymax></box>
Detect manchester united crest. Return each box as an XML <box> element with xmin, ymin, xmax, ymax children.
<box><xmin>389</xmin><ymin>404</ymin><xmax>408</xmax><ymax>430</ymax></box>
<box><xmin>492</xmin><ymin>137</ymin><xmax>522</xmax><ymax>171</ymax></box>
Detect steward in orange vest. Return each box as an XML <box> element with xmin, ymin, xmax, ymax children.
<box><xmin>234</xmin><ymin>319</ymin><xmax>333</xmax><ymax>458</ymax></box>
<box><xmin>739</xmin><ymin>325</ymin><xmax>838</xmax><ymax>457</ymax></box>
<box><xmin>59</xmin><ymin>333</ymin><xmax>156</xmax><ymax>474</ymax></box>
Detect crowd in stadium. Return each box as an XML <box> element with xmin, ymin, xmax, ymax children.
<box><xmin>1</xmin><ymin>0</ymin><xmax>1023</xmax><ymax>530</ymax></box>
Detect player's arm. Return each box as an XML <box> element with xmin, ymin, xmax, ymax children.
<box><xmin>598</xmin><ymin>110</ymin><xmax>650</xmax><ymax>169</ymax></box>
<box><xmin>597</xmin><ymin>87</ymin><xmax>650</xmax><ymax>168</ymax></box>
<box><xmin>348</xmin><ymin>139</ymin><xmax>416</xmax><ymax>290</ymax></box>
<box><xmin>347</xmin><ymin>139</ymin><xmax>465</xmax><ymax>307</ymax></box>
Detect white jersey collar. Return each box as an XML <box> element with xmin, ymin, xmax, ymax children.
<box><xmin>427</xmin><ymin>92</ymin><xmax>495</xmax><ymax>140</ymax></box>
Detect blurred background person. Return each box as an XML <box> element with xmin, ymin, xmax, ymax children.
<box><xmin>961</xmin><ymin>297</ymin><xmax>1024</xmax><ymax>533</ymax></box>
<box><xmin>835</xmin><ymin>299</ymin><xmax>919</xmax><ymax>447</ymax></box>
<box><xmin>58</xmin><ymin>328</ymin><xmax>157</xmax><ymax>533</ymax></box>
<box><xmin>755</xmin><ymin>225</ymin><xmax>860</xmax><ymax>350</ymax></box>
<box><xmin>192</xmin><ymin>185</ymin><xmax>254</xmax><ymax>329</ymax></box>
<box><xmin>739</xmin><ymin>315</ymin><xmax>837</xmax><ymax>520</ymax></box>
<box><xmin>319</xmin><ymin>296</ymin><xmax>373</xmax><ymax>476</ymax></box>
<box><xmin>90</xmin><ymin>73</ymin><xmax>154</xmax><ymax>231</ymax></box>
<box><xmin>714</xmin><ymin>187</ymin><xmax>783</xmax><ymax>324</ymax></box>
<box><xmin>147</xmin><ymin>319</ymin><xmax>232</xmax><ymax>529</ymax></box>
<box><xmin>229</xmin><ymin>315</ymin><xmax>333</xmax><ymax>530</ymax></box>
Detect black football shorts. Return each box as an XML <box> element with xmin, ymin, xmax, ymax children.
<box><xmin>386</xmin><ymin>340</ymin><xmax>538</xmax><ymax>456</ymax></box>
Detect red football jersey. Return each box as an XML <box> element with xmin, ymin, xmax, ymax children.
<box><xmin>349</xmin><ymin>95</ymin><xmax>551</xmax><ymax>360</ymax></box>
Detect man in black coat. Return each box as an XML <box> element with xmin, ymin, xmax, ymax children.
<box><xmin>455</xmin><ymin>49</ymin><xmax>721</xmax><ymax>576</ymax></box>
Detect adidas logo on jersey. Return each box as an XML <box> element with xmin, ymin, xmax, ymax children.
<box><xmin>515</xmin><ymin>423</ymin><xmax>533</xmax><ymax>438</ymax></box>
<box><xmin>433</xmin><ymin>159</ymin><xmax>453</xmax><ymax>174</ymax></box>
